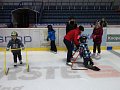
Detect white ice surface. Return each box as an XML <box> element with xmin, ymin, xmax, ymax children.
<box><xmin>0</xmin><ymin>50</ymin><xmax>120</xmax><ymax>90</ymax></box>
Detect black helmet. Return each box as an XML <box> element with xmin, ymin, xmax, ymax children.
<box><xmin>80</xmin><ymin>35</ymin><xmax>87</xmax><ymax>43</ymax></box>
<box><xmin>47</xmin><ymin>25</ymin><xmax>53</xmax><ymax>29</ymax></box>
<box><xmin>79</xmin><ymin>26</ymin><xmax>84</xmax><ymax>31</ymax></box>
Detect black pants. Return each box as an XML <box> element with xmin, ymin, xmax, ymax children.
<box><xmin>12</xmin><ymin>50</ymin><xmax>22</xmax><ymax>63</ymax></box>
<box><xmin>50</xmin><ymin>40</ymin><xmax>57</xmax><ymax>52</ymax></box>
<box><xmin>63</xmin><ymin>38</ymin><xmax>72</xmax><ymax>62</ymax></box>
<box><xmin>93</xmin><ymin>42</ymin><xmax>101</xmax><ymax>53</ymax></box>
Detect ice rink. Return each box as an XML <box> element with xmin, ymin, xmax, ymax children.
<box><xmin>0</xmin><ymin>50</ymin><xmax>120</xmax><ymax>90</ymax></box>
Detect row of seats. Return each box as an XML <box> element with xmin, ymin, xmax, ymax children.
<box><xmin>43</xmin><ymin>5</ymin><xmax>117</xmax><ymax>10</ymax></box>
<box><xmin>44</xmin><ymin>9</ymin><xmax>116</xmax><ymax>12</ymax></box>
<box><xmin>43</xmin><ymin>13</ymin><xmax>119</xmax><ymax>16</ymax></box>
<box><xmin>1</xmin><ymin>5</ymin><xmax>19</xmax><ymax>10</ymax></box>
<box><xmin>41</xmin><ymin>19</ymin><xmax>120</xmax><ymax>25</ymax></box>
<box><xmin>0</xmin><ymin>4</ymin><xmax>120</xmax><ymax>25</ymax></box>
<box><xmin>42</xmin><ymin>16</ymin><xmax>120</xmax><ymax>19</ymax></box>
<box><xmin>31</xmin><ymin>2</ymin><xmax>120</xmax><ymax>25</ymax></box>
<box><xmin>40</xmin><ymin>7</ymin><xmax>120</xmax><ymax>25</ymax></box>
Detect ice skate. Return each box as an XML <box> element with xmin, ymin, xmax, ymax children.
<box><xmin>14</xmin><ymin>63</ymin><xmax>17</xmax><ymax>67</ymax></box>
<box><xmin>95</xmin><ymin>53</ymin><xmax>101</xmax><ymax>59</ymax></box>
<box><xmin>91</xmin><ymin>53</ymin><xmax>96</xmax><ymax>58</ymax></box>
<box><xmin>53</xmin><ymin>51</ymin><xmax>57</xmax><ymax>54</ymax></box>
<box><xmin>85</xmin><ymin>65</ymin><xmax>100</xmax><ymax>71</ymax></box>
<box><xmin>66</xmin><ymin>62</ymin><xmax>72</xmax><ymax>66</ymax></box>
<box><xmin>19</xmin><ymin>60</ymin><xmax>23</xmax><ymax>64</ymax></box>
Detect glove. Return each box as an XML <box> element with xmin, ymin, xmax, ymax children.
<box><xmin>6</xmin><ymin>48</ymin><xmax>9</xmax><ymax>51</ymax></box>
<box><xmin>46</xmin><ymin>37</ymin><xmax>49</xmax><ymax>41</ymax></box>
<box><xmin>22</xmin><ymin>47</ymin><xmax>25</xmax><ymax>50</ymax></box>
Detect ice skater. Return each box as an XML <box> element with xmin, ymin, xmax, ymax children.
<box><xmin>6</xmin><ymin>31</ymin><xmax>25</xmax><ymax>67</ymax></box>
<box><xmin>77</xmin><ymin>35</ymin><xmax>100</xmax><ymax>71</ymax></box>
<box><xmin>91</xmin><ymin>21</ymin><xmax>103</xmax><ymax>59</ymax></box>
<box><xmin>63</xmin><ymin>25</ymin><xmax>84</xmax><ymax>66</ymax></box>
<box><xmin>47</xmin><ymin>25</ymin><xmax>57</xmax><ymax>54</ymax></box>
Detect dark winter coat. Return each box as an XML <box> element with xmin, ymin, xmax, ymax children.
<box><xmin>7</xmin><ymin>38</ymin><xmax>24</xmax><ymax>52</ymax></box>
<box><xmin>92</xmin><ymin>27</ymin><xmax>103</xmax><ymax>44</ymax></box>
<box><xmin>66</xmin><ymin>22</ymin><xmax>77</xmax><ymax>34</ymax></box>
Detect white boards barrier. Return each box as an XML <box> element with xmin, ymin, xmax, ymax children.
<box><xmin>0</xmin><ymin>27</ymin><xmax>120</xmax><ymax>48</ymax></box>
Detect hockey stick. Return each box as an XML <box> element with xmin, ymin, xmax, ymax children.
<box><xmin>71</xmin><ymin>50</ymin><xmax>87</xmax><ymax>70</ymax></box>
<box><xmin>4</xmin><ymin>50</ymin><xmax>10</xmax><ymax>75</ymax></box>
<box><xmin>26</xmin><ymin>49</ymin><xmax>29</xmax><ymax>72</ymax></box>
<box><xmin>4</xmin><ymin>48</ymin><xmax>22</xmax><ymax>75</ymax></box>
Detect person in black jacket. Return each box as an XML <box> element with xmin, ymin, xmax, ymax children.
<box><xmin>6</xmin><ymin>31</ymin><xmax>25</xmax><ymax>67</ymax></box>
<box><xmin>100</xmin><ymin>18</ymin><xmax>107</xmax><ymax>27</ymax></box>
<box><xmin>66</xmin><ymin>16</ymin><xmax>77</xmax><ymax>34</ymax></box>
<box><xmin>66</xmin><ymin>16</ymin><xmax>77</xmax><ymax>52</ymax></box>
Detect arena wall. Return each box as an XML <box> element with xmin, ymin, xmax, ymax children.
<box><xmin>0</xmin><ymin>27</ymin><xmax>120</xmax><ymax>51</ymax></box>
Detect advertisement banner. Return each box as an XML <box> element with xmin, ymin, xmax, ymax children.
<box><xmin>107</xmin><ymin>34</ymin><xmax>120</xmax><ymax>42</ymax></box>
<box><xmin>0</xmin><ymin>27</ymin><xmax>107</xmax><ymax>48</ymax></box>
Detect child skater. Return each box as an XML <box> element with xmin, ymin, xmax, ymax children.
<box><xmin>79</xmin><ymin>35</ymin><xmax>100</xmax><ymax>71</ymax></box>
<box><xmin>6</xmin><ymin>31</ymin><xmax>25</xmax><ymax>67</ymax></box>
<box><xmin>91</xmin><ymin>21</ymin><xmax>103</xmax><ymax>59</ymax></box>
<box><xmin>47</xmin><ymin>25</ymin><xmax>57</xmax><ymax>54</ymax></box>
<box><xmin>63</xmin><ymin>25</ymin><xmax>84</xmax><ymax>66</ymax></box>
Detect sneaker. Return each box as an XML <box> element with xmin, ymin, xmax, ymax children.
<box><xmin>66</xmin><ymin>62</ymin><xmax>72</xmax><ymax>66</ymax></box>
<box><xmin>14</xmin><ymin>63</ymin><xmax>17</xmax><ymax>67</ymax></box>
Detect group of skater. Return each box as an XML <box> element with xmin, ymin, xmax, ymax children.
<box><xmin>63</xmin><ymin>16</ymin><xmax>103</xmax><ymax>71</ymax></box>
<box><xmin>6</xmin><ymin>16</ymin><xmax>103</xmax><ymax>71</ymax></box>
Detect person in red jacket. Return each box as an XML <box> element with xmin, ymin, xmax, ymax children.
<box><xmin>91</xmin><ymin>21</ymin><xmax>103</xmax><ymax>59</ymax></box>
<box><xmin>63</xmin><ymin>25</ymin><xmax>84</xmax><ymax>66</ymax></box>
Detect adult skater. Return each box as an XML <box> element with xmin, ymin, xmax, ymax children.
<box><xmin>63</xmin><ymin>25</ymin><xmax>84</xmax><ymax>66</ymax></box>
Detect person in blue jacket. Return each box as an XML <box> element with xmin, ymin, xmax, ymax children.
<box><xmin>47</xmin><ymin>25</ymin><xmax>57</xmax><ymax>54</ymax></box>
<box><xmin>6</xmin><ymin>31</ymin><xmax>25</xmax><ymax>67</ymax></box>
